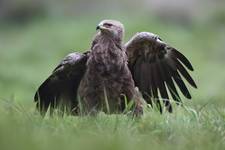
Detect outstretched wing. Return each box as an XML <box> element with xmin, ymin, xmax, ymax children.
<box><xmin>34</xmin><ymin>51</ymin><xmax>89</xmax><ymax>115</ymax></box>
<box><xmin>125</xmin><ymin>32</ymin><xmax>197</xmax><ymax>112</ymax></box>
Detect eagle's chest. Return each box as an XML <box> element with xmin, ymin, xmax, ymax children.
<box><xmin>84</xmin><ymin>46</ymin><xmax>127</xmax><ymax>93</ymax></box>
<box><xmin>88</xmin><ymin>44</ymin><xmax>125</xmax><ymax>76</ymax></box>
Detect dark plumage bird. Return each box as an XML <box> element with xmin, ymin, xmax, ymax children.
<box><xmin>34</xmin><ymin>20</ymin><xmax>197</xmax><ymax>116</ymax></box>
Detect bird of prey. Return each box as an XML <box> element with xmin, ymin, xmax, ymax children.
<box><xmin>34</xmin><ymin>19</ymin><xmax>197</xmax><ymax>116</ymax></box>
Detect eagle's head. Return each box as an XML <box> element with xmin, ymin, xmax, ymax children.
<box><xmin>96</xmin><ymin>20</ymin><xmax>124</xmax><ymax>42</ymax></box>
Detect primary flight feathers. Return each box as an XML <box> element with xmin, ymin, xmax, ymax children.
<box><xmin>34</xmin><ymin>20</ymin><xmax>197</xmax><ymax>115</ymax></box>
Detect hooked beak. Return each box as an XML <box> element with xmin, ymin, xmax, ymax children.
<box><xmin>96</xmin><ymin>25</ymin><xmax>100</xmax><ymax>30</ymax></box>
<box><xmin>96</xmin><ymin>23</ymin><xmax>107</xmax><ymax>31</ymax></box>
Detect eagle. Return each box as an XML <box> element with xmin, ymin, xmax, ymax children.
<box><xmin>34</xmin><ymin>20</ymin><xmax>197</xmax><ymax>116</ymax></box>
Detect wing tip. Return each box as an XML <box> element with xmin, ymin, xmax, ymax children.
<box><xmin>34</xmin><ymin>90</ymin><xmax>39</xmax><ymax>102</ymax></box>
<box><xmin>192</xmin><ymin>82</ymin><xmax>198</xmax><ymax>89</ymax></box>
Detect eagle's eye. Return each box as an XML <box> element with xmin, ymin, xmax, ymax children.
<box><xmin>103</xmin><ymin>23</ymin><xmax>113</xmax><ymax>28</ymax></box>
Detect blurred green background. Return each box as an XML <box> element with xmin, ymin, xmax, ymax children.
<box><xmin>0</xmin><ymin>0</ymin><xmax>225</xmax><ymax>149</ymax></box>
<box><xmin>1</xmin><ymin>0</ymin><xmax>225</xmax><ymax>104</ymax></box>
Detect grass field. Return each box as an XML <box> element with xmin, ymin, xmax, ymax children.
<box><xmin>0</xmin><ymin>17</ymin><xmax>225</xmax><ymax>150</ymax></box>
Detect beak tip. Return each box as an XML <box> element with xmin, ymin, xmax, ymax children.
<box><xmin>96</xmin><ymin>26</ymin><xmax>100</xmax><ymax>30</ymax></box>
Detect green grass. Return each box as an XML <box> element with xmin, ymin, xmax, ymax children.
<box><xmin>0</xmin><ymin>16</ymin><xmax>225</xmax><ymax>150</ymax></box>
<box><xmin>0</xmin><ymin>101</ymin><xmax>225</xmax><ymax>150</ymax></box>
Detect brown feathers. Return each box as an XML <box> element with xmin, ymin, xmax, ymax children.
<box><xmin>126</xmin><ymin>32</ymin><xmax>197</xmax><ymax>112</ymax></box>
<box><xmin>34</xmin><ymin>20</ymin><xmax>197</xmax><ymax>115</ymax></box>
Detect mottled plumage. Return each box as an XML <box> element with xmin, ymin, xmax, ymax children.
<box><xmin>34</xmin><ymin>20</ymin><xmax>197</xmax><ymax>116</ymax></box>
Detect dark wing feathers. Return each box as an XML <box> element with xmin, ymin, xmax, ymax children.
<box><xmin>34</xmin><ymin>52</ymin><xmax>88</xmax><ymax>115</ymax></box>
<box><xmin>161</xmin><ymin>60</ymin><xmax>181</xmax><ymax>103</ymax></box>
<box><xmin>155</xmin><ymin>62</ymin><xmax>172</xmax><ymax>112</ymax></box>
<box><xmin>171</xmin><ymin>48</ymin><xmax>194</xmax><ymax>71</ymax></box>
<box><xmin>126</xmin><ymin>32</ymin><xmax>197</xmax><ymax>112</ymax></box>
<box><xmin>173</xmin><ymin>57</ymin><xmax>197</xmax><ymax>88</ymax></box>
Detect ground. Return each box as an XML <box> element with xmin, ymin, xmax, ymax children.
<box><xmin>0</xmin><ymin>17</ymin><xmax>225</xmax><ymax>150</ymax></box>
